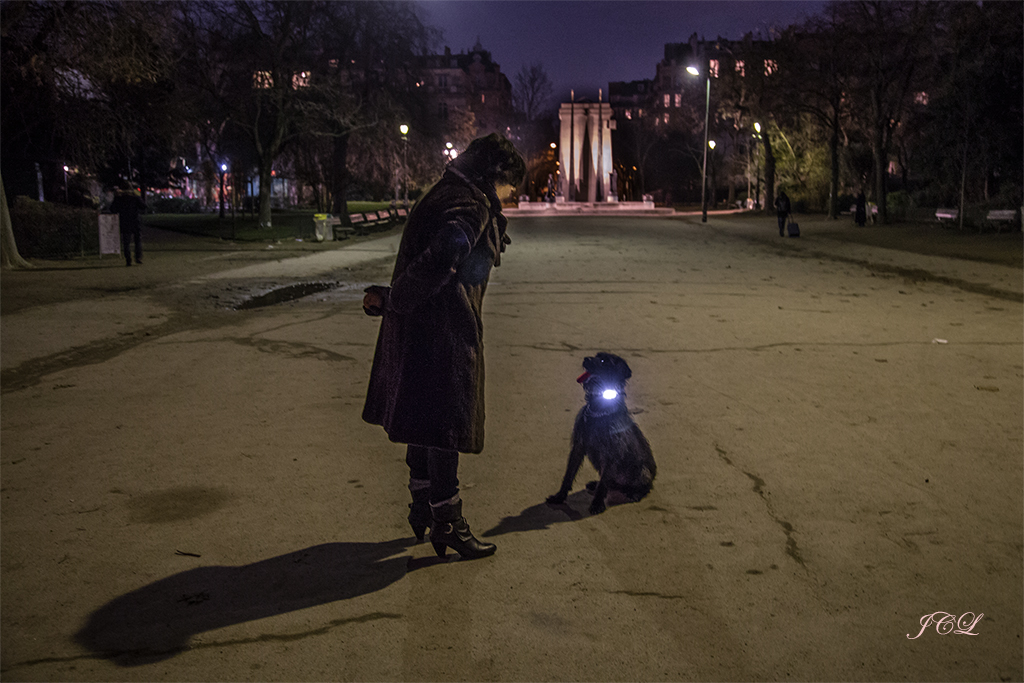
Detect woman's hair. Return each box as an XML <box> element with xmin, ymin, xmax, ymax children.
<box><xmin>451</xmin><ymin>133</ymin><xmax>526</xmax><ymax>187</ymax></box>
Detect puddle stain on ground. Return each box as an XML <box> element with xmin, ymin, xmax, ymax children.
<box><xmin>234</xmin><ymin>282</ymin><xmax>339</xmax><ymax>310</ymax></box>
<box><xmin>126</xmin><ymin>487</ymin><xmax>233</xmax><ymax>524</ymax></box>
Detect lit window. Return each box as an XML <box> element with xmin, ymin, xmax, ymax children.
<box><xmin>709</xmin><ymin>60</ymin><xmax>719</xmax><ymax>78</ymax></box>
<box><xmin>915</xmin><ymin>91</ymin><xmax>929</xmax><ymax>105</ymax></box>
<box><xmin>764</xmin><ymin>59</ymin><xmax>778</xmax><ymax>76</ymax></box>
<box><xmin>735</xmin><ymin>60</ymin><xmax>745</xmax><ymax>77</ymax></box>
<box><xmin>674</xmin><ymin>93</ymin><xmax>681</xmax><ymax>107</ymax></box>
<box><xmin>292</xmin><ymin>71</ymin><xmax>311</xmax><ymax>88</ymax></box>
<box><xmin>664</xmin><ymin>94</ymin><xmax>671</xmax><ymax>108</ymax></box>
<box><xmin>253</xmin><ymin>71</ymin><xmax>273</xmax><ymax>88</ymax></box>
<box><xmin>663</xmin><ymin>113</ymin><xmax>670</xmax><ymax>124</ymax></box>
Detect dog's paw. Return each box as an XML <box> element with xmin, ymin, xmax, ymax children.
<box><xmin>546</xmin><ymin>492</ymin><xmax>567</xmax><ymax>505</ymax></box>
<box><xmin>588</xmin><ymin>499</ymin><xmax>606</xmax><ymax>515</ymax></box>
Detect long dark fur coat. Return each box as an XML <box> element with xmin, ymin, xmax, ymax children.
<box><xmin>362</xmin><ymin>168</ymin><xmax>508</xmax><ymax>454</ymax></box>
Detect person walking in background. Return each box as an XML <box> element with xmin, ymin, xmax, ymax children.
<box><xmin>361</xmin><ymin>134</ymin><xmax>526</xmax><ymax>561</ymax></box>
<box><xmin>855</xmin><ymin>191</ymin><xmax>867</xmax><ymax>227</ymax></box>
<box><xmin>775</xmin><ymin>190</ymin><xmax>791</xmax><ymax>237</ymax></box>
<box><xmin>109</xmin><ymin>188</ymin><xmax>146</xmax><ymax>266</ymax></box>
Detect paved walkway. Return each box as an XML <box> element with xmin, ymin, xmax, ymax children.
<box><xmin>1</xmin><ymin>212</ymin><xmax>1021</xmax><ymax>681</ymax></box>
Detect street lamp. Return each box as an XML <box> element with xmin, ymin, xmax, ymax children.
<box><xmin>219</xmin><ymin>163</ymin><xmax>228</xmax><ymax>219</ymax></box>
<box><xmin>687</xmin><ymin>65</ymin><xmax>711</xmax><ymax>222</ymax></box>
<box><xmin>708</xmin><ymin>140</ymin><xmax>717</xmax><ymax>208</ymax></box>
<box><xmin>399</xmin><ymin>124</ymin><xmax>409</xmax><ymax>206</ymax></box>
<box><xmin>753</xmin><ymin>122</ymin><xmax>762</xmax><ymax>209</ymax></box>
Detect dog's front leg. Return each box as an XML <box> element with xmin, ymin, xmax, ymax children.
<box><xmin>588</xmin><ymin>476</ymin><xmax>609</xmax><ymax>515</ymax></box>
<box><xmin>547</xmin><ymin>440</ymin><xmax>586</xmax><ymax>505</ymax></box>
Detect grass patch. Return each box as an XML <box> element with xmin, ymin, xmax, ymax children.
<box><xmin>144</xmin><ymin>203</ymin><xmax>395</xmax><ymax>241</ymax></box>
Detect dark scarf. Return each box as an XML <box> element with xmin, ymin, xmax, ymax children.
<box><xmin>446</xmin><ymin>167</ymin><xmax>510</xmax><ymax>267</ymax></box>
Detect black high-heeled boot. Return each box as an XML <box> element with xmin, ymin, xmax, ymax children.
<box><xmin>408</xmin><ymin>487</ymin><xmax>431</xmax><ymax>542</ymax></box>
<box><xmin>429</xmin><ymin>499</ymin><xmax>496</xmax><ymax>559</ymax></box>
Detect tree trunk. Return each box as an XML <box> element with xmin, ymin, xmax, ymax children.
<box><xmin>871</xmin><ymin>130</ymin><xmax>887</xmax><ymax>224</ymax></box>
<box><xmin>258</xmin><ymin>161</ymin><xmax>273</xmax><ymax>230</ymax></box>
<box><xmin>1</xmin><ymin>174</ymin><xmax>32</xmax><ymax>269</ymax></box>
<box><xmin>828</xmin><ymin>110</ymin><xmax>840</xmax><ymax>219</ymax></box>
<box><xmin>763</xmin><ymin>133</ymin><xmax>776</xmax><ymax>213</ymax></box>
<box><xmin>870</xmin><ymin>88</ymin><xmax>888</xmax><ymax>224</ymax></box>
<box><xmin>330</xmin><ymin>133</ymin><xmax>350</xmax><ymax>221</ymax></box>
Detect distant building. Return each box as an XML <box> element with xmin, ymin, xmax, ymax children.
<box><xmin>654</xmin><ymin>41</ymin><xmax>701</xmax><ymax>126</ymax></box>
<box><xmin>420</xmin><ymin>42</ymin><xmax>515</xmax><ymax>141</ymax></box>
<box><xmin>608</xmin><ymin>79</ymin><xmax>655</xmax><ymax>122</ymax></box>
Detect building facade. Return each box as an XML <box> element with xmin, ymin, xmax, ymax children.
<box><xmin>419</xmin><ymin>42</ymin><xmax>515</xmax><ymax>145</ymax></box>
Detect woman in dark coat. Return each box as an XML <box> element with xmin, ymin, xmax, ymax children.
<box><xmin>362</xmin><ymin>134</ymin><xmax>525</xmax><ymax>560</ymax></box>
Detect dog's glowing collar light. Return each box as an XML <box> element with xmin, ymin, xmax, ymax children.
<box><xmin>578</xmin><ymin>372</ymin><xmax>620</xmax><ymax>401</ymax></box>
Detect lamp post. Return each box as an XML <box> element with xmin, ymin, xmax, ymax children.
<box><xmin>708</xmin><ymin>140</ymin><xmax>716</xmax><ymax>209</ymax></box>
<box><xmin>400</xmin><ymin>124</ymin><xmax>409</xmax><ymax>207</ymax></box>
<box><xmin>219</xmin><ymin>163</ymin><xmax>227</xmax><ymax>219</ymax></box>
<box><xmin>687</xmin><ymin>65</ymin><xmax>711</xmax><ymax>222</ymax></box>
<box><xmin>753</xmin><ymin>122</ymin><xmax>762</xmax><ymax>210</ymax></box>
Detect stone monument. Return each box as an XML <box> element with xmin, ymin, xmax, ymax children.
<box><xmin>558</xmin><ymin>91</ymin><xmax>616</xmax><ymax>203</ymax></box>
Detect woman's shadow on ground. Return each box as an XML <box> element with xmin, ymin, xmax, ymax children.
<box><xmin>76</xmin><ymin>495</ymin><xmax>595</xmax><ymax>666</ymax></box>
<box><xmin>74</xmin><ymin>538</ymin><xmax>423</xmax><ymax>666</ymax></box>
<box><xmin>481</xmin><ymin>490</ymin><xmax>593</xmax><ymax>538</ymax></box>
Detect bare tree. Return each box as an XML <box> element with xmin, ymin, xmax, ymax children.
<box><xmin>839</xmin><ymin>1</ymin><xmax>936</xmax><ymax>224</ymax></box>
<box><xmin>513</xmin><ymin>63</ymin><xmax>554</xmax><ymax>122</ymax></box>
<box><xmin>781</xmin><ymin>8</ymin><xmax>855</xmax><ymax>219</ymax></box>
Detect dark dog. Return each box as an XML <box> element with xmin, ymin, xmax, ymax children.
<box><xmin>546</xmin><ymin>353</ymin><xmax>656</xmax><ymax>514</ymax></box>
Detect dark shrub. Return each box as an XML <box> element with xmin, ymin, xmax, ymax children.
<box><xmin>9</xmin><ymin>197</ymin><xmax>99</xmax><ymax>258</ymax></box>
<box><xmin>148</xmin><ymin>196</ymin><xmax>203</xmax><ymax>214</ymax></box>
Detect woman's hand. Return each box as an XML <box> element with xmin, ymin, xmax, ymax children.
<box><xmin>362</xmin><ymin>286</ymin><xmax>390</xmax><ymax>316</ymax></box>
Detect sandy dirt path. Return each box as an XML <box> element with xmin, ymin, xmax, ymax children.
<box><xmin>1</xmin><ymin>214</ymin><xmax>1020</xmax><ymax>681</ymax></box>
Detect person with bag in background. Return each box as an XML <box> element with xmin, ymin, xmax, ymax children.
<box><xmin>774</xmin><ymin>190</ymin><xmax>791</xmax><ymax>237</ymax></box>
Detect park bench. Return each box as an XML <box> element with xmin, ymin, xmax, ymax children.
<box><xmin>984</xmin><ymin>209</ymin><xmax>1019</xmax><ymax>232</ymax></box>
<box><xmin>368</xmin><ymin>210</ymin><xmax>392</xmax><ymax>227</ymax></box>
<box><xmin>935</xmin><ymin>208</ymin><xmax>959</xmax><ymax>222</ymax></box>
<box><xmin>347</xmin><ymin>211</ymin><xmax>393</xmax><ymax>235</ymax></box>
<box><xmin>348</xmin><ymin>213</ymin><xmax>375</xmax><ymax>236</ymax></box>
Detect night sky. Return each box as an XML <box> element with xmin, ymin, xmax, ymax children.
<box><xmin>419</xmin><ymin>1</ymin><xmax>828</xmax><ymax>102</ymax></box>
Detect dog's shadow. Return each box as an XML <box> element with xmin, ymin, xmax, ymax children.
<box><xmin>73</xmin><ymin>538</ymin><xmax>421</xmax><ymax>666</ymax></box>
<box><xmin>481</xmin><ymin>490</ymin><xmax>594</xmax><ymax>538</ymax></box>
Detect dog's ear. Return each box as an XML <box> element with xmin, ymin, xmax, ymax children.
<box><xmin>618</xmin><ymin>357</ymin><xmax>632</xmax><ymax>380</ymax></box>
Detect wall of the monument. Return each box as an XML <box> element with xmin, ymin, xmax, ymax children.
<box><xmin>558</xmin><ymin>102</ymin><xmax>615</xmax><ymax>202</ymax></box>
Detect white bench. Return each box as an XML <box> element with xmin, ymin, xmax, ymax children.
<box><xmin>985</xmin><ymin>209</ymin><xmax>1018</xmax><ymax>232</ymax></box>
<box><xmin>935</xmin><ymin>208</ymin><xmax>959</xmax><ymax>221</ymax></box>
